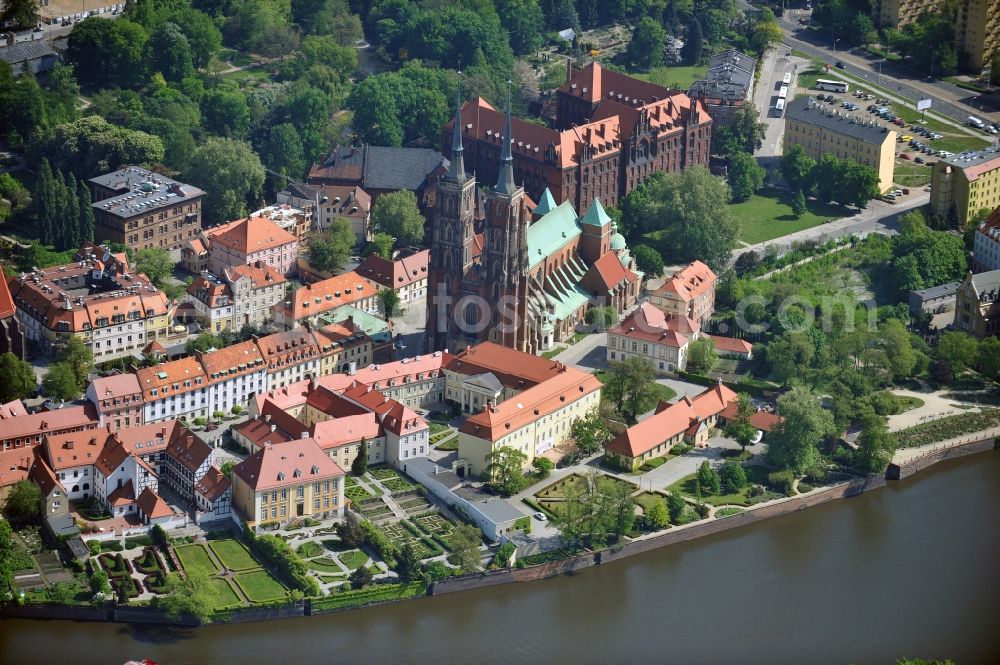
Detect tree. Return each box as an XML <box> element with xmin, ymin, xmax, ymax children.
<box><xmin>78</xmin><ymin>179</ymin><xmax>95</xmax><ymax>243</ymax></box>
<box><xmin>570</xmin><ymin>409</ymin><xmax>611</xmax><ymax>455</ymax></box>
<box><xmin>185</xmin><ymin>331</ymin><xmax>225</xmax><ymax>355</ymax></box>
<box><xmin>791</xmin><ymin>190</ymin><xmax>807</xmax><ymax>218</ymax></box>
<box><xmin>152</xmin><ymin>574</ymin><xmax>213</xmax><ymax>623</ymax></box>
<box><xmin>395</xmin><ymin>542</ymin><xmax>422</xmax><ymax>583</ymax></box>
<box><xmin>717</xmin><ymin>102</ymin><xmax>767</xmax><ymax>157</ymax></box>
<box><xmin>185</xmin><ymin>138</ymin><xmax>265</xmax><ymax>225</ymax></box>
<box><xmin>935</xmin><ymin>332</ymin><xmax>979</xmax><ymax>372</ymax></box>
<box><xmin>696</xmin><ymin>460</ymin><xmax>721</xmax><ymax>495</ymax></box>
<box><xmin>767</xmin><ymin>387</ymin><xmax>835</xmax><ymax>473</ymax></box>
<box><xmin>839</xmin><ymin>160</ymin><xmax>880</xmax><ymax>208</ymax></box>
<box><xmin>339</xmin><ymin>511</ymin><xmax>365</xmax><ymax>548</ymax></box>
<box><xmin>727</xmin><ymin>152</ymin><xmax>766</xmax><ymax>202</ymax></box>
<box><xmin>681</xmin><ymin>16</ymin><xmax>703</xmax><ymax>65</ymax></box>
<box><xmin>484</xmin><ymin>446</ymin><xmax>528</xmax><ymax>496</ymax></box>
<box><xmin>347</xmin><ymin>64</ymin><xmax>450</xmax><ymax>148</ymax></box>
<box><xmin>42</xmin><ymin>361</ymin><xmax>82</xmax><ymax>402</ymax></box>
<box><xmin>58</xmin><ymin>336</ymin><xmax>93</xmax><ymax>390</ymax></box>
<box><xmin>349</xmin><ymin>565</ymin><xmax>374</xmax><ymax>589</ymax></box>
<box><xmin>308</xmin><ymin>218</ymin><xmax>356</xmax><ymax>274</ymax></box>
<box><xmin>219</xmin><ymin>460</ymin><xmax>235</xmax><ymax>480</ymax></box>
<box><xmin>447</xmin><ymin>523</ymin><xmax>483</xmax><ymax>573</ymax></box>
<box><xmin>371</xmin><ymin>190</ymin><xmax>425</xmax><ymax>247</ymax></box>
<box><xmin>725</xmin><ymin>393</ymin><xmax>758</xmax><ymax>452</ymax></box>
<box><xmin>855</xmin><ymin>413</ymin><xmax>896</xmax><ymax>474</ymax></box>
<box><xmin>645</xmin><ymin>497</ymin><xmax>670</xmax><ymax>530</ymax></box>
<box><xmin>978</xmin><ymin>337</ymin><xmax>1000</xmax><ymax>381</ymax></box>
<box><xmin>4</xmin><ymin>480</ymin><xmax>41</xmax><ymax>522</ymax></box>
<box><xmin>1</xmin><ymin>0</ymin><xmax>40</xmax><ymax>28</ymax></box>
<box><xmin>377</xmin><ymin>288</ymin><xmax>403</xmax><ymax>322</ymax></box>
<box><xmin>750</xmin><ymin>10</ymin><xmax>782</xmax><ymax>55</ymax></box>
<box><xmin>66</xmin><ymin>18</ymin><xmax>149</xmax><ymax>89</ymax></box>
<box><xmin>719</xmin><ymin>460</ymin><xmax>747</xmax><ymax>494</ymax></box>
<box><xmin>666</xmin><ymin>490</ymin><xmax>686</xmax><ymax>523</ymax></box>
<box><xmin>686</xmin><ymin>336</ymin><xmax>718</xmax><ymax>373</ymax></box>
<box><xmin>602</xmin><ymin>356</ymin><xmax>659</xmax><ymax>423</ymax></box>
<box><xmin>780</xmin><ymin>145</ymin><xmax>816</xmax><ymax>193</ymax></box>
<box><xmin>0</xmin><ymin>352</ymin><xmax>36</xmax><ymax>402</ymax></box>
<box><xmin>352</xmin><ymin>437</ymin><xmax>368</xmax><ymax>476</ymax></box>
<box><xmin>496</xmin><ymin>0</ymin><xmax>544</xmax><ymax>55</ymax></box>
<box><xmin>585</xmin><ymin>305</ymin><xmax>618</xmax><ymax>330</ymax></box>
<box><xmin>174</xmin><ymin>7</ymin><xmax>222</xmax><ymax>69</ymax></box>
<box><xmin>532</xmin><ymin>457</ymin><xmax>554</xmax><ymax>479</ymax></box>
<box><xmin>631</xmin><ymin>244</ymin><xmax>664</xmax><ymax>278</ymax></box>
<box><xmin>28</xmin><ymin>116</ymin><xmax>164</xmax><ymax>180</ymax></box>
<box><xmin>263</xmin><ymin>123</ymin><xmax>306</xmax><ymax>188</ymax></box>
<box><xmin>627</xmin><ymin>17</ymin><xmax>666</xmax><ymax>70</ymax></box>
<box><xmin>149</xmin><ymin>22</ymin><xmax>194</xmax><ymax>82</ymax></box>
<box><xmin>200</xmin><ymin>88</ymin><xmax>251</xmax><ymax>138</ymax></box>
<box><xmin>619</xmin><ymin>168</ymin><xmax>738</xmax><ymax>271</ymax></box>
<box><xmin>880</xmin><ymin>319</ymin><xmax>916</xmax><ymax>381</ymax></box>
<box><xmin>366</xmin><ymin>233</ymin><xmax>394</xmax><ymax>260</ymax></box>
<box><xmin>134</xmin><ymin>248</ymin><xmax>173</xmax><ymax>286</ymax></box>
<box><xmin>89</xmin><ymin>569</ymin><xmax>111</xmax><ymax>597</ymax></box>
<box><xmin>0</xmin><ymin>74</ymin><xmax>48</xmax><ymax>147</ymax></box>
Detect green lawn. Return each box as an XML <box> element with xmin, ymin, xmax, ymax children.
<box><xmin>307</xmin><ymin>557</ymin><xmax>344</xmax><ymax>574</ymax></box>
<box><xmin>668</xmin><ymin>473</ymin><xmax>751</xmax><ymax>507</ymax></box>
<box><xmin>731</xmin><ymin>190</ymin><xmax>844</xmax><ymax>245</ymax></box>
<box><xmin>716</xmin><ymin>507</ymin><xmax>745</xmax><ymax>517</ymax></box>
<box><xmin>592</xmin><ymin>370</ymin><xmax>676</xmax><ymax>404</ymax></box>
<box><xmin>633</xmin><ymin>64</ymin><xmax>708</xmax><ymax>90</ymax></box>
<box><xmin>175</xmin><ymin>544</ymin><xmax>220</xmax><ymax>578</ymax></box>
<box><xmin>535</xmin><ymin>473</ymin><xmax>588</xmax><ymax>499</ymax></box>
<box><xmin>208</xmin><ymin>540</ymin><xmax>258</xmax><ymax>572</ymax></box>
<box><xmin>233</xmin><ymin>570</ymin><xmax>288</xmax><ymax>603</ymax></box>
<box><xmin>632</xmin><ymin>491</ymin><xmax>667</xmax><ymax>513</ymax></box>
<box><xmin>318</xmin><ymin>574</ymin><xmax>347</xmax><ymax>583</ymax></box>
<box><xmin>893</xmin><ymin>164</ymin><xmax>932</xmax><ymax>187</ymax></box>
<box><xmin>297</xmin><ymin>541</ymin><xmax>323</xmax><ymax>558</ymax></box>
<box><xmin>337</xmin><ymin>550</ymin><xmax>370</xmax><ymax>570</ymax></box>
<box><xmin>202</xmin><ymin>578</ymin><xmax>242</xmax><ymax>610</ymax></box>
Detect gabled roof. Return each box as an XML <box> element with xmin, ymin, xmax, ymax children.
<box><xmin>606</xmin><ymin>384</ymin><xmax>738</xmax><ymax>458</ymax></box>
<box><xmin>0</xmin><ymin>403</ymin><xmax>97</xmax><ymax>443</ymax></box>
<box><xmin>654</xmin><ymin>261</ymin><xmax>717</xmax><ymax>303</ymax></box>
<box><xmin>707</xmin><ymin>335</ymin><xmax>754</xmax><ymax>355</ymax></box>
<box><xmin>89</xmin><ymin>374</ymin><xmax>142</xmax><ymax>403</ymax></box>
<box><xmin>233</xmin><ymin>438</ymin><xmax>345</xmax><ymax>492</ymax></box>
<box><xmin>356</xmin><ymin>249</ymin><xmax>430</xmax><ymax>290</ymax></box>
<box><xmin>308</xmin><ymin>146</ymin><xmax>448</xmax><ymax>192</ymax></box>
<box><xmin>284</xmin><ymin>271</ymin><xmax>372</xmax><ymax>320</ymax></box>
<box><xmin>459</xmin><ymin>367</ymin><xmax>601</xmax><ymax>442</ymax></box>
<box><xmin>200</xmin><ymin>339</ymin><xmax>266</xmax><ymax>384</ymax></box>
<box><xmin>0</xmin><ymin>447</ymin><xmax>35</xmax><ymax>488</ymax></box>
<box><xmin>444</xmin><ymin>342</ymin><xmax>563</xmax><ymax>388</ymax></box>
<box><xmin>29</xmin><ymin>457</ymin><xmax>63</xmax><ymax>498</ymax></box>
<box><xmin>137</xmin><ymin>357</ymin><xmax>207</xmax><ymax>401</ymax></box>
<box><xmin>44</xmin><ymin>430</ymin><xmax>105</xmax><ymax>471</ymax></box>
<box><xmin>194</xmin><ymin>466</ymin><xmax>231</xmax><ymax>502</ymax></box>
<box><xmin>0</xmin><ymin>273</ymin><xmax>15</xmax><ymax>319</ymax></box>
<box><xmin>608</xmin><ymin>302</ymin><xmax>699</xmax><ymax>347</ymax></box>
<box><xmin>166</xmin><ymin>432</ymin><xmax>212</xmax><ymax>473</ymax></box>
<box><xmin>107</xmin><ymin>479</ymin><xmax>136</xmax><ymax>507</ymax></box>
<box><xmin>136</xmin><ymin>487</ymin><xmax>173</xmax><ymax>518</ymax></box>
<box><xmin>207</xmin><ymin>216</ymin><xmax>296</xmax><ymax>255</ymax></box>
<box><xmin>527</xmin><ymin>200</ymin><xmax>581</xmax><ymax>270</ymax></box>
<box><xmin>95</xmin><ymin>436</ymin><xmax>132</xmax><ymax>477</ymax></box>
<box><xmin>587</xmin><ymin>252</ymin><xmax>638</xmax><ymax>294</ymax></box>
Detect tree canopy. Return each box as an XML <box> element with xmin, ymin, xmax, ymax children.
<box><xmin>0</xmin><ymin>353</ymin><xmax>36</xmax><ymax>403</ymax></box>
<box><xmin>371</xmin><ymin>190</ymin><xmax>425</xmax><ymax>247</ymax></box>
<box><xmin>727</xmin><ymin>152</ymin><xmax>765</xmax><ymax>202</ymax></box>
<box><xmin>766</xmin><ymin>387</ymin><xmax>835</xmax><ymax>473</ymax></box>
<box><xmin>185</xmin><ymin>137</ymin><xmax>265</xmax><ymax>225</ymax></box>
<box><xmin>308</xmin><ymin>218</ymin><xmax>356</xmax><ymax>274</ymax></box>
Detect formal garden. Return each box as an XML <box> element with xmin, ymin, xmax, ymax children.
<box><xmin>173</xmin><ymin>537</ymin><xmax>291</xmax><ymax>611</ymax></box>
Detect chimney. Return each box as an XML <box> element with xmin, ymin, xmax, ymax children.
<box><xmin>301</xmin><ymin>431</ymin><xmax>309</xmax><ymax>439</ymax></box>
<box><xmin>264</xmin><ymin>414</ymin><xmax>271</xmax><ymax>423</ymax></box>
<box><xmin>271</xmin><ymin>424</ymin><xmax>277</xmax><ymax>433</ymax></box>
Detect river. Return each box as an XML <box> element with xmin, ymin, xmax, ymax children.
<box><xmin>3</xmin><ymin>452</ymin><xmax>998</xmax><ymax>665</ymax></box>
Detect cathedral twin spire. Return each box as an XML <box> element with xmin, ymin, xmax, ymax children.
<box><xmin>447</xmin><ymin>78</ymin><xmax>517</xmax><ymax>195</ymax></box>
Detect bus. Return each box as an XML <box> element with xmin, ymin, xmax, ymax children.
<box><xmin>782</xmin><ymin>73</ymin><xmax>792</xmax><ymax>85</ymax></box>
<box><xmin>778</xmin><ymin>86</ymin><xmax>788</xmax><ymax>100</ymax></box>
<box><xmin>774</xmin><ymin>99</ymin><xmax>785</xmax><ymax>117</ymax></box>
<box><xmin>815</xmin><ymin>78</ymin><xmax>849</xmax><ymax>93</ymax></box>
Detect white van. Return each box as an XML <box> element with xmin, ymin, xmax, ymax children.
<box><xmin>968</xmin><ymin>116</ymin><xmax>985</xmax><ymax>128</ymax></box>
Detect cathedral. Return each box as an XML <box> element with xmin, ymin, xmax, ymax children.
<box><xmin>426</xmin><ymin>88</ymin><xmax>643</xmax><ymax>355</ymax></box>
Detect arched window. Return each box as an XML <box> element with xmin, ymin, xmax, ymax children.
<box><xmin>82</xmin><ymin>483</ymin><xmax>90</xmax><ymax>491</ymax></box>
<box><xmin>72</xmin><ymin>485</ymin><xmax>79</xmax><ymax>493</ymax></box>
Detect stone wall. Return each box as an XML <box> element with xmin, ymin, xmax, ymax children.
<box><xmin>887</xmin><ymin>436</ymin><xmax>998</xmax><ymax>480</ymax></box>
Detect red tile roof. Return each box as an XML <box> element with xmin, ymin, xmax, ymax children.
<box><xmin>0</xmin><ymin>273</ymin><xmax>15</xmax><ymax>319</ymax></box>
<box><xmin>29</xmin><ymin>456</ymin><xmax>62</xmax><ymax>497</ymax></box>
<box><xmin>90</xmin><ymin>374</ymin><xmax>142</xmax><ymax>402</ymax></box>
<box><xmin>283</xmin><ymin>271</ymin><xmax>372</xmax><ymax>321</ymax></box>
<box><xmin>718</xmin><ymin>402</ymin><xmax>783</xmax><ymax>432</ymax></box>
<box><xmin>707</xmin><ymin>334</ymin><xmax>754</xmax><ymax>355</ymax></box>
<box><xmin>608</xmin><ymin>302</ymin><xmax>699</xmax><ymax>347</ymax></box>
<box><xmin>44</xmin><ymin>430</ymin><xmax>105</xmax><ymax>471</ymax></box>
<box><xmin>194</xmin><ymin>466</ymin><xmax>231</xmax><ymax>502</ymax></box>
<box><xmin>588</xmin><ymin>251</ymin><xmax>638</xmax><ymax>293</ymax></box>
<box><xmin>445</xmin><ymin>342</ymin><xmax>565</xmax><ymax>388</ymax></box>
<box><xmin>136</xmin><ymin>357</ymin><xmax>208</xmax><ymax>401</ymax></box>
<box><xmin>356</xmin><ymin>249</ymin><xmax>430</xmax><ymax>290</ymax></box>
<box><xmin>166</xmin><ymin>432</ymin><xmax>212</xmax><ymax>473</ymax></box>
<box><xmin>233</xmin><ymin>438</ymin><xmax>345</xmax><ymax>492</ymax></box>
<box><xmin>606</xmin><ymin>384</ymin><xmax>738</xmax><ymax>458</ymax></box>
<box><xmin>200</xmin><ymin>339</ymin><xmax>266</xmax><ymax>384</ymax></box>
<box><xmin>654</xmin><ymin>261</ymin><xmax>717</xmax><ymax>302</ymax></box>
<box><xmin>207</xmin><ymin>216</ymin><xmax>297</xmax><ymax>255</ymax></box>
<box><xmin>136</xmin><ymin>487</ymin><xmax>173</xmax><ymax>518</ymax></box>
<box><xmin>460</xmin><ymin>367</ymin><xmax>601</xmax><ymax>442</ymax></box>
<box><xmin>225</xmin><ymin>261</ymin><xmax>286</xmax><ymax>289</ymax></box>
<box><xmin>0</xmin><ymin>447</ymin><xmax>35</xmax><ymax>487</ymax></box>
<box><xmin>0</xmin><ymin>403</ymin><xmax>98</xmax><ymax>444</ymax></box>
<box><xmin>107</xmin><ymin>479</ymin><xmax>136</xmax><ymax>507</ymax></box>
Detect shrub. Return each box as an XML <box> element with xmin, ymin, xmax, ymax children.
<box><xmin>804</xmin><ymin>466</ymin><xmax>828</xmax><ymax>484</ymax></box>
<box><xmin>532</xmin><ymin>457</ymin><xmax>554</xmax><ymax>479</ymax></box>
<box><xmin>694</xmin><ymin>503</ymin><xmax>710</xmax><ymax>519</ymax></box>
<box><xmin>360</xmin><ymin>520</ymin><xmax>399</xmax><ymax>566</ymax></box>
<box><xmin>150</xmin><ymin>524</ymin><xmax>168</xmax><ymax>548</ymax></box>
<box><xmin>244</xmin><ymin>529</ymin><xmax>321</xmax><ymax>596</ymax></box>
<box><xmin>424</xmin><ymin>560</ymin><xmax>451</xmax><ymax>581</ymax></box>
<box><xmin>747</xmin><ymin>484</ymin><xmax>765</xmax><ymax>497</ymax></box>
<box><xmin>797</xmin><ymin>482</ymin><xmax>814</xmax><ymax>493</ymax></box>
<box><xmin>870</xmin><ymin>391</ymin><xmax>902</xmax><ymax>416</ymax></box>
<box><xmin>767</xmin><ymin>470</ymin><xmax>795</xmax><ymax>496</ymax></box>
<box><xmin>124</xmin><ymin>535</ymin><xmax>153</xmax><ymax>548</ymax></box>
<box><xmin>718</xmin><ymin>461</ymin><xmax>747</xmax><ymax>494</ymax></box>
<box><xmin>87</xmin><ymin>540</ymin><xmax>100</xmax><ymax>556</ymax></box>
<box><xmin>100</xmin><ymin>540</ymin><xmax>124</xmax><ymax>552</ymax></box>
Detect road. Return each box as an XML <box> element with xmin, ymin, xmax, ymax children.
<box><xmin>730</xmin><ymin>192</ymin><xmax>928</xmax><ymax>263</ymax></box>
<box><xmin>775</xmin><ymin>13</ymin><xmax>1000</xmax><ymax>126</ymax></box>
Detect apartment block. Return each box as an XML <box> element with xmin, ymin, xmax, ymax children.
<box><xmin>972</xmin><ymin>206</ymin><xmax>1000</xmax><ymax>272</ymax></box>
<box><xmin>931</xmin><ymin>147</ymin><xmax>1000</xmax><ymax>227</ymax></box>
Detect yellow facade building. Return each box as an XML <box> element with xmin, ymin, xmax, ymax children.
<box><xmin>930</xmin><ymin>148</ymin><xmax>1000</xmax><ymax>227</ymax></box>
<box><xmin>871</xmin><ymin>0</ymin><xmax>998</xmax><ymax>68</ymax></box>
<box><xmin>231</xmin><ymin>438</ymin><xmax>345</xmax><ymax>527</ymax></box>
<box><xmin>783</xmin><ymin>97</ymin><xmax>896</xmax><ymax>194</ymax></box>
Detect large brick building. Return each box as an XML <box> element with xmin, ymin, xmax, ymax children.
<box><xmin>89</xmin><ymin>167</ymin><xmax>205</xmax><ymax>252</ymax></box>
<box><xmin>442</xmin><ymin>62</ymin><xmax>712</xmax><ymax>213</ymax></box>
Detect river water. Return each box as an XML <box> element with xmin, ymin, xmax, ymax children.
<box><xmin>3</xmin><ymin>452</ymin><xmax>998</xmax><ymax>665</ymax></box>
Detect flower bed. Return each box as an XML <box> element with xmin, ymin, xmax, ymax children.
<box><xmin>98</xmin><ymin>552</ymin><xmax>133</xmax><ymax>578</ymax></box>
<box><xmin>144</xmin><ymin>572</ymin><xmax>171</xmax><ymax>594</ymax></box>
<box><xmin>111</xmin><ymin>575</ymin><xmax>141</xmax><ymax>599</ymax></box>
<box><xmin>311</xmin><ymin>582</ymin><xmax>426</xmax><ymax>612</ymax></box>
<box><xmin>133</xmin><ymin>547</ymin><xmax>165</xmax><ymax>575</ymax></box>
<box><xmin>895</xmin><ymin>409</ymin><xmax>1000</xmax><ymax>449</ymax></box>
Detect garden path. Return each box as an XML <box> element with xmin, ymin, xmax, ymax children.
<box><xmin>886</xmin><ymin>388</ymin><xmax>984</xmax><ymax>432</ymax></box>
<box><xmin>200</xmin><ymin>541</ymin><xmax>251</xmax><ymax>605</ymax></box>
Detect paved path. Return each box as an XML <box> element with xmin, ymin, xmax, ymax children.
<box><xmin>892</xmin><ymin>426</ymin><xmax>1000</xmax><ymax>465</ymax></box>
<box><xmin>886</xmin><ymin>388</ymin><xmax>983</xmax><ymax>432</ymax></box>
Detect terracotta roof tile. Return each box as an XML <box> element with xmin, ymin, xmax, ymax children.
<box><xmin>194</xmin><ymin>466</ymin><xmax>231</xmax><ymax>502</ymax></box>
<box><xmin>653</xmin><ymin>261</ymin><xmax>717</xmax><ymax>302</ymax></box>
<box><xmin>0</xmin><ymin>447</ymin><xmax>35</xmax><ymax>487</ymax></box>
<box><xmin>207</xmin><ymin>216</ymin><xmax>297</xmax><ymax>255</ymax></box>
<box><xmin>356</xmin><ymin>249</ymin><xmax>430</xmax><ymax>290</ymax></box>
<box><xmin>284</xmin><ymin>271</ymin><xmax>372</xmax><ymax>321</ymax></box>
<box><xmin>107</xmin><ymin>479</ymin><xmax>136</xmax><ymax>506</ymax></box>
<box><xmin>233</xmin><ymin>438</ymin><xmax>345</xmax><ymax>492</ymax></box>
<box><xmin>136</xmin><ymin>487</ymin><xmax>173</xmax><ymax>518</ymax></box>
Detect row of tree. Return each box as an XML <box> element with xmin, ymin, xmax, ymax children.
<box><xmin>781</xmin><ymin>145</ymin><xmax>880</xmax><ymax>209</ymax></box>
<box><xmin>34</xmin><ymin>160</ymin><xmax>95</xmax><ymax>251</ymax></box>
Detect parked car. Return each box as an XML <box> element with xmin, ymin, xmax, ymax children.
<box><xmin>882</xmin><ymin>196</ymin><xmax>897</xmax><ymax>204</ymax></box>
<box><xmin>891</xmin><ymin>189</ymin><xmax>903</xmax><ymax>196</ymax></box>
<box><xmin>914</xmin><ymin>156</ymin><xmax>925</xmax><ymax>164</ymax></box>
<box><xmin>900</xmin><ymin>135</ymin><xmax>913</xmax><ymax>142</ymax></box>
<box><xmin>533</xmin><ymin>512</ymin><xmax>548</xmax><ymax>521</ymax></box>
<box><xmin>835</xmin><ymin>60</ymin><xmax>845</xmax><ymax>69</ymax></box>
<box><xmin>902</xmin><ymin>188</ymin><xmax>910</xmax><ymax>195</ymax></box>
<box><xmin>825</xmin><ymin>94</ymin><xmax>835</xmax><ymax>102</ymax></box>
<box><xmin>900</xmin><ymin>153</ymin><xmax>912</xmax><ymax>160</ymax></box>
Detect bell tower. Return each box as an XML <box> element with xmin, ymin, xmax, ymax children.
<box><xmin>426</xmin><ymin>79</ymin><xmax>477</xmax><ymax>351</ymax></box>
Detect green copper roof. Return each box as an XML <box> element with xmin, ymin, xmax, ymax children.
<box><xmin>533</xmin><ymin>188</ymin><xmax>557</xmax><ymax>217</ymax></box>
<box><xmin>580</xmin><ymin>198</ymin><xmax>611</xmax><ymax>227</ymax></box>
<box><xmin>320</xmin><ymin>305</ymin><xmax>391</xmax><ymax>342</ymax></box>
<box><xmin>527</xmin><ymin>200</ymin><xmax>581</xmax><ymax>270</ymax></box>
<box><xmin>609</xmin><ymin>221</ymin><xmax>627</xmax><ymax>251</ymax></box>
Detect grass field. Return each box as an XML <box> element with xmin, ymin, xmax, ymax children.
<box><xmin>337</xmin><ymin>550</ymin><xmax>370</xmax><ymax>570</ymax></box>
<box><xmin>633</xmin><ymin>64</ymin><xmax>707</xmax><ymax>90</ymax></box>
<box><xmin>731</xmin><ymin>190</ymin><xmax>844</xmax><ymax>245</ymax></box>
<box><xmin>175</xmin><ymin>544</ymin><xmax>220</xmax><ymax>578</ymax></box>
<box><xmin>668</xmin><ymin>473</ymin><xmax>751</xmax><ymax>507</ymax></box>
<box><xmin>209</xmin><ymin>540</ymin><xmax>258</xmax><ymax>572</ymax></box>
<box><xmin>202</xmin><ymin>578</ymin><xmax>242</xmax><ymax>610</ymax></box>
<box><xmin>593</xmin><ymin>371</ymin><xmax>677</xmax><ymax>403</ymax></box>
<box><xmin>234</xmin><ymin>570</ymin><xmax>288</xmax><ymax>603</ymax></box>
<box><xmin>893</xmin><ymin>164</ymin><xmax>932</xmax><ymax>187</ymax></box>
<box><xmin>632</xmin><ymin>491</ymin><xmax>667</xmax><ymax>514</ymax></box>
<box><xmin>297</xmin><ymin>541</ymin><xmax>323</xmax><ymax>558</ymax></box>
<box><xmin>307</xmin><ymin>557</ymin><xmax>344</xmax><ymax>574</ymax></box>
